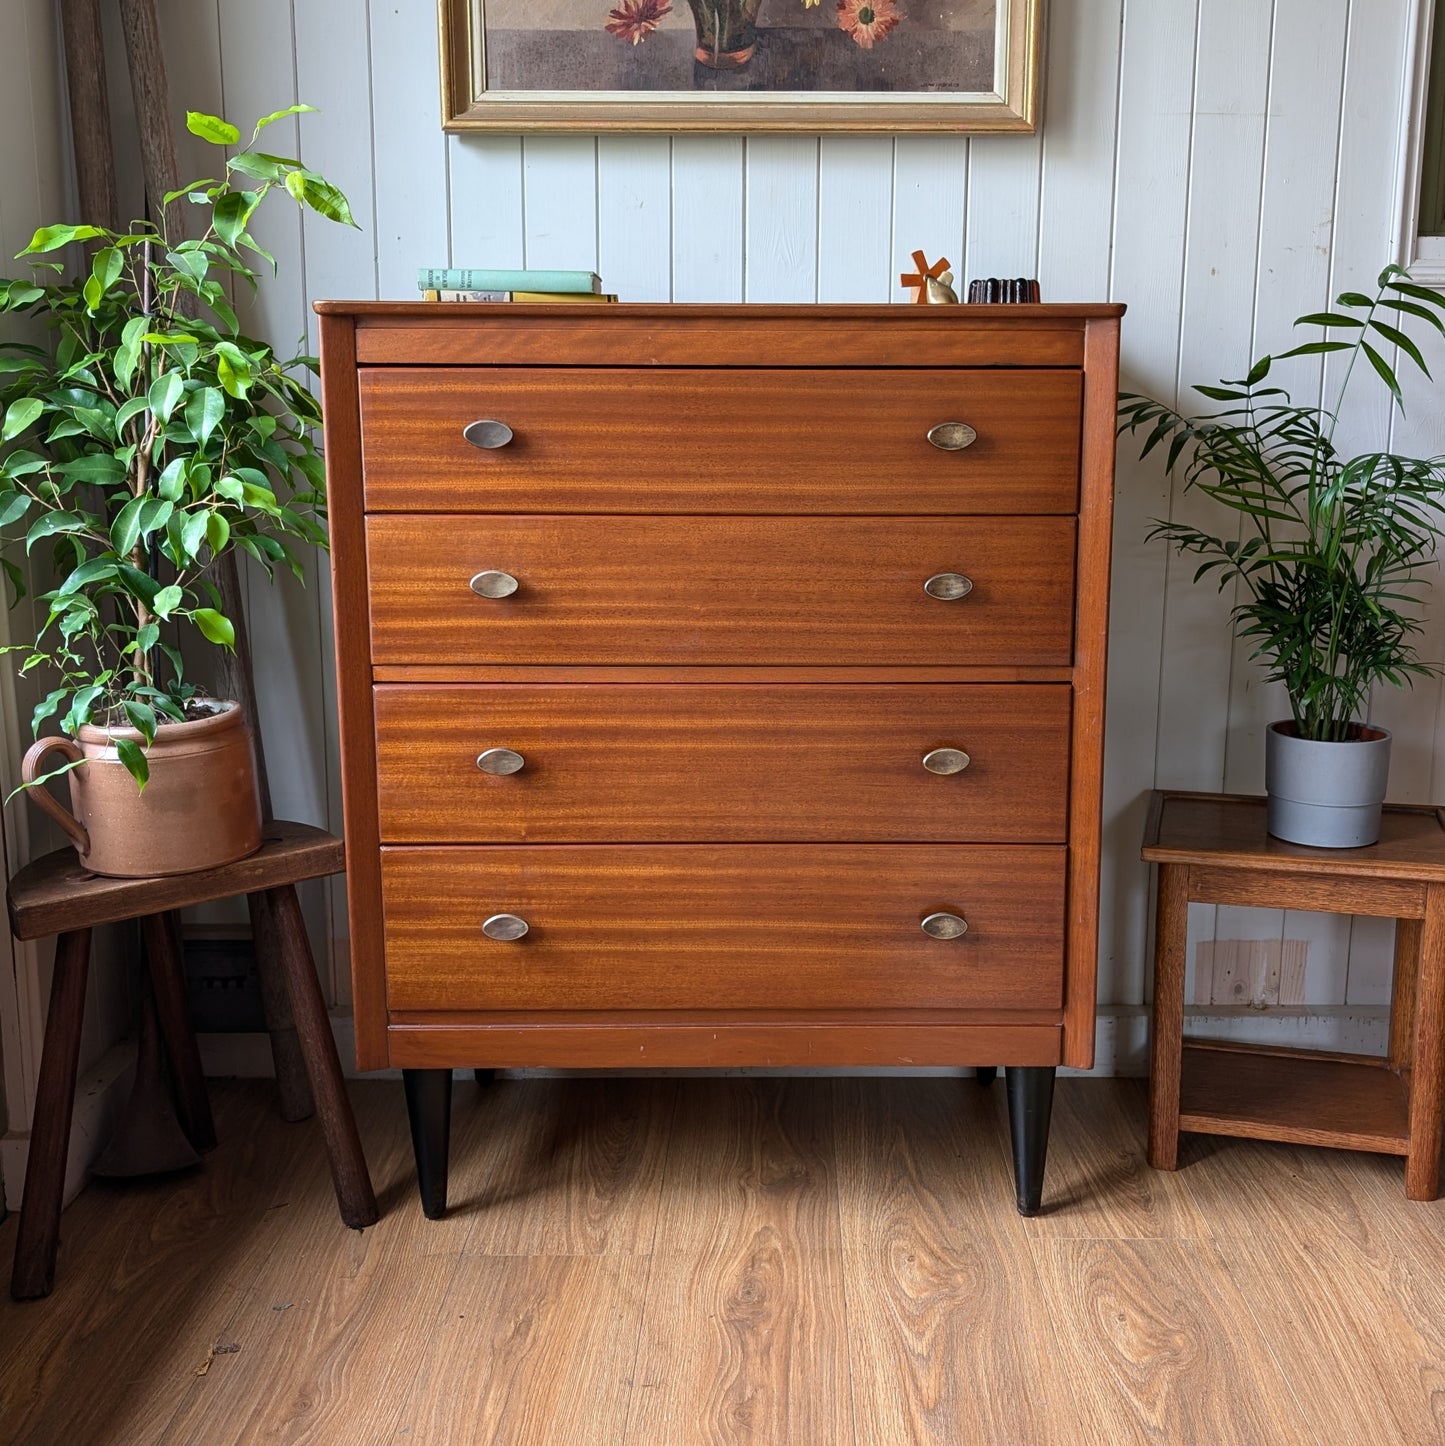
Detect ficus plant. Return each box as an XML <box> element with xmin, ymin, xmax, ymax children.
<box><xmin>0</xmin><ymin>105</ymin><xmax>353</xmax><ymax>788</ymax></box>
<box><xmin>1119</xmin><ymin>266</ymin><xmax>1445</xmax><ymax>743</ymax></box>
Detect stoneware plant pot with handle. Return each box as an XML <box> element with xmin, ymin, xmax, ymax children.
<box><xmin>20</xmin><ymin>700</ymin><xmax>263</xmax><ymax>878</ymax></box>
<box><xmin>1264</xmin><ymin>720</ymin><xmax>1392</xmax><ymax>849</ymax></box>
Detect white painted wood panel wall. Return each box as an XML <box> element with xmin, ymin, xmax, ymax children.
<box><xmin>3</xmin><ymin>0</ymin><xmax>1442</xmax><ymax>1081</ymax></box>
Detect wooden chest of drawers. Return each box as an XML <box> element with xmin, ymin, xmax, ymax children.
<box><xmin>317</xmin><ymin>302</ymin><xmax>1123</xmax><ymax>1217</ymax></box>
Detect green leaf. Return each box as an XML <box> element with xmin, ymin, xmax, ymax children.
<box><xmin>212</xmin><ymin>190</ymin><xmax>252</xmax><ymax>246</ymax></box>
<box><xmin>57</xmin><ymin>455</ymin><xmax>125</xmax><ymax>484</ymax></box>
<box><xmin>1361</xmin><ymin>340</ymin><xmax>1404</xmax><ymax>405</ymax></box>
<box><xmin>115</xmin><ymin>315</ymin><xmax>148</xmax><ymax>389</ymax></box>
<box><xmin>294</xmin><ymin>174</ymin><xmax>355</xmax><ymax>227</ymax></box>
<box><xmin>1</xmin><ymin>397</ymin><xmax>42</xmax><ymax>442</ymax></box>
<box><xmin>1368</xmin><ymin>319</ymin><xmax>1430</xmax><ymax>376</ymax></box>
<box><xmin>122</xmin><ymin>701</ymin><xmax>158</xmax><ymax>745</ymax></box>
<box><xmin>215</xmin><ymin>475</ymin><xmax>245</xmax><ymax>503</ymax></box>
<box><xmin>181</xmin><ymin>509</ymin><xmax>209</xmax><ymax>560</ymax></box>
<box><xmin>148</xmin><ymin>370</ymin><xmax>185</xmax><ymax>422</ymax></box>
<box><xmin>226</xmin><ymin>152</ymin><xmax>286</xmax><ymax>183</ymax></box>
<box><xmin>82</xmin><ymin>274</ymin><xmax>103</xmax><ymax>311</ymax></box>
<box><xmin>1275</xmin><ymin>340</ymin><xmax>1354</xmax><ymax>359</ymax></box>
<box><xmin>114</xmin><ymin>735</ymin><xmax>149</xmax><ymax>790</ymax></box>
<box><xmin>192</xmin><ymin>607</ymin><xmax>235</xmax><ymax>648</ymax></box>
<box><xmin>206</xmin><ymin>511</ymin><xmax>230</xmax><ymax>554</ymax></box>
<box><xmin>110</xmin><ymin>494</ymin><xmax>147</xmax><ymax>556</ymax></box>
<box><xmin>56</xmin><ymin>558</ymin><xmax>117</xmax><ymax>596</ymax></box>
<box><xmin>1295</xmin><ymin>311</ymin><xmax>1366</xmax><ymax>328</ymax></box>
<box><xmin>185</xmin><ymin>385</ymin><xmax>225</xmax><ymax>448</ymax></box>
<box><xmin>216</xmin><ymin>352</ymin><xmax>250</xmax><ymax>399</ymax></box>
<box><xmin>25</xmin><ymin>511</ymin><xmax>88</xmax><ymax>550</ymax></box>
<box><xmin>0</xmin><ymin>490</ymin><xmax>31</xmax><ymax>526</ymax></box>
<box><xmin>152</xmin><ymin>584</ymin><xmax>183</xmax><ymax>620</ymax></box>
<box><xmin>156</xmin><ymin>456</ymin><xmax>187</xmax><ymax>501</ymax></box>
<box><xmin>284</xmin><ymin>170</ymin><xmax>307</xmax><ymax>204</ymax></box>
<box><xmin>186</xmin><ymin>111</ymin><xmax>241</xmax><ymax>146</ymax></box>
<box><xmin>253</xmin><ymin>103</ymin><xmax>318</xmax><ymax>133</ymax></box>
<box><xmin>21</xmin><ymin>224</ymin><xmax>105</xmax><ymax>255</ymax></box>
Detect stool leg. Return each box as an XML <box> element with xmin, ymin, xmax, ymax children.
<box><xmin>1406</xmin><ymin>886</ymin><xmax>1445</xmax><ymax>1201</ymax></box>
<box><xmin>258</xmin><ymin>885</ymin><xmax>378</xmax><ymax>1228</ymax></box>
<box><xmin>1390</xmin><ymin>917</ymin><xmax>1422</xmax><ymax>1073</ymax></box>
<box><xmin>11</xmin><ymin>929</ymin><xmax>92</xmax><ymax>1301</ymax></box>
<box><xmin>1147</xmin><ymin>863</ymin><xmax>1189</xmax><ymax>1171</ymax></box>
<box><xmin>139</xmin><ymin>912</ymin><xmax>216</xmax><ymax>1152</ymax></box>
<box><xmin>246</xmin><ymin>890</ymin><xmax>315</xmax><ymax>1123</ymax></box>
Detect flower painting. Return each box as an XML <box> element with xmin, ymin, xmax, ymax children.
<box><xmin>441</xmin><ymin>0</ymin><xmax>1038</xmax><ymax>131</ymax></box>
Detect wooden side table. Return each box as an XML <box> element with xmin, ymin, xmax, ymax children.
<box><xmin>1142</xmin><ymin>790</ymin><xmax>1445</xmax><ymax>1201</ymax></box>
<box><xmin>6</xmin><ymin>821</ymin><xmax>378</xmax><ymax>1299</ymax></box>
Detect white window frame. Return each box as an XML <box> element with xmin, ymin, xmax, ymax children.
<box><xmin>1397</xmin><ymin>0</ymin><xmax>1445</xmax><ymax>282</ymax></box>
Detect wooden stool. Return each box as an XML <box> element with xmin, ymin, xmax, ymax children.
<box><xmin>1142</xmin><ymin>790</ymin><xmax>1445</xmax><ymax>1201</ymax></box>
<box><xmin>6</xmin><ymin>821</ymin><xmax>378</xmax><ymax>1299</ymax></box>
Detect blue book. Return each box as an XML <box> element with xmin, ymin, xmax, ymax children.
<box><xmin>417</xmin><ymin>267</ymin><xmax>601</xmax><ymax>294</ymax></box>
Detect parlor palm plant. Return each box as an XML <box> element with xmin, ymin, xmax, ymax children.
<box><xmin>1119</xmin><ymin>266</ymin><xmax>1445</xmax><ymax>845</ymax></box>
<box><xmin>0</xmin><ymin>106</ymin><xmax>354</xmax><ymax>874</ymax></box>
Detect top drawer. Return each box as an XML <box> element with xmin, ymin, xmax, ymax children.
<box><xmin>357</xmin><ymin>367</ymin><xmax>1082</xmax><ymax>515</ymax></box>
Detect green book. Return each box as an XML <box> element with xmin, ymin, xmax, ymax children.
<box><xmin>416</xmin><ymin>268</ymin><xmax>601</xmax><ymax>294</ymax></box>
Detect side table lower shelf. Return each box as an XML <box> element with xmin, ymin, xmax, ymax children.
<box><xmin>1178</xmin><ymin>1041</ymin><xmax>1410</xmax><ymax>1158</ymax></box>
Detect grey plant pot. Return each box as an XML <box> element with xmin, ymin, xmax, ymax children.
<box><xmin>1264</xmin><ymin>720</ymin><xmax>1392</xmax><ymax>848</ymax></box>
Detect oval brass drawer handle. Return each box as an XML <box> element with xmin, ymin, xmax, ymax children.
<box><xmin>476</xmin><ymin>748</ymin><xmax>525</xmax><ymax>775</ymax></box>
<box><xmin>922</xmin><ymin>748</ymin><xmax>970</xmax><ymax>775</ymax></box>
<box><xmin>921</xmin><ymin>912</ymin><xmax>968</xmax><ymax>940</ymax></box>
<box><xmin>924</xmin><ymin>572</ymin><xmax>973</xmax><ymax>600</ymax></box>
<box><xmin>927</xmin><ymin>422</ymin><xmax>978</xmax><ymax>451</ymax></box>
<box><xmin>482</xmin><ymin>913</ymin><xmax>529</xmax><ymax>941</ymax></box>
<box><xmin>470</xmin><ymin>570</ymin><xmax>519</xmax><ymax>598</ymax></box>
<box><xmin>463</xmin><ymin>419</ymin><xmax>514</xmax><ymax>449</ymax></box>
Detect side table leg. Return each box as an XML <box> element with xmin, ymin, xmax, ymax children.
<box><xmin>11</xmin><ymin>929</ymin><xmax>92</xmax><ymax>1301</ymax></box>
<box><xmin>404</xmin><ymin>1069</ymin><xmax>453</xmax><ymax>1220</ymax></box>
<box><xmin>1390</xmin><ymin>917</ymin><xmax>1422</xmax><ymax>1072</ymax></box>
<box><xmin>1406</xmin><ymin>886</ymin><xmax>1445</xmax><ymax>1201</ymax></box>
<box><xmin>1148</xmin><ymin>863</ymin><xmax>1189</xmax><ymax>1171</ymax></box>
<box><xmin>139</xmin><ymin>912</ymin><xmax>216</xmax><ymax>1152</ymax></box>
<box><xmin>260</xmin><ymin>885</ymin><xmax>378</xmax><ymax>1228</ymax></box>
<box><xmin>1005</xmin><ymin>1065</ymin><xmax>1055</xmax><ymax>1216</ymax></box>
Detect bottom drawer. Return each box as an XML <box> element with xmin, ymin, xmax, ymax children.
<box><xmin>381</xmin><ymin>845</ymin><xmax>1065</xmax><ymax>1013</ymax></box>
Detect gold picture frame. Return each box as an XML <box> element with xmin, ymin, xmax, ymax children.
<box><xmin>439</xmin><ymin>0</ymin><xmax>1039</xmax><ymax>133</ymax></box>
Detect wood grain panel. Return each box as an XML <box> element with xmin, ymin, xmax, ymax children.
<box><xmin>358</xmin><ymin>367</ymin><xmax>1082</xmax><ymax>514</ymax></box>
<box><xmin>365</xmin><ymin>514</ymin><xmax>1077</xmax><ymax>667</ymax></box>
<box><xmin>834</xmin><ymin>1077</ymin><xmax>1064</xmax><ymax>1446</ymax></box>
<box><xmin>372</xmin><ymin>683</ymin><xmax>1071</xmax><ymax>843</ymax></box>
<box><xmin>383</xmin><ymin>1022</ymin><xmax>1063</xmax><ymax>1069</ymax></box>
<box><xmin>379</xmin><ymin>844</ymin><xmax>1065</xmax><ymax>1013</ymax></box>
<box><xmin>625</xmin><ymin>1079</ymin><xmax>851</xmax><ymax>1446</ymax></box>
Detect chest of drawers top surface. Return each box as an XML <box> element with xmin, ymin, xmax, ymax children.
<box><xmin>318</xmin><ymin>302</ymin><xmax>1122</xmax><ymax>1077</ymax></box>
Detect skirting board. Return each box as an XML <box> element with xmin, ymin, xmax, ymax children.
<box><xmin>1</xmin><ymin>1041</ymin><xmax>134</xmax><ymax>1218</ymax></box>
<box><xmin>3</xmin><ymin>1005</ymin><xmax>1396</xmax><ymax>1209</ymax></box>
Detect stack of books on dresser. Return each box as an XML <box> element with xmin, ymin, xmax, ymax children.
<box><xmin>417</xmin><ymin>267</ymin><xmax>617</xmax><ymax>303</ymax></box>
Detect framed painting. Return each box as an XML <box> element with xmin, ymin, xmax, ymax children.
<box><xmin>439</xmin><ymin>0</ymin><xmax>1040</xmax><ymax>132</ymax></box>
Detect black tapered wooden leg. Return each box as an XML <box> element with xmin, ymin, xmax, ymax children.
<box><xmin>403</xmin><ymin>1068</ymin><xmax>452</xmax><ymax>1220</ymax></box>
<box><xmin>473</xmin><ymin>1069</ymin><xmax>495</xmax><ymax>1085</ymax></box>
<box><xmin>1005</xmin><ymin>1065</ymin><xmax>1056</xmax><ymax>1217</ymax></box>
<box><xmin>974</xmin><ymin>1066</ymin><xmax>998</xmax><ymax>1086</ymax></box>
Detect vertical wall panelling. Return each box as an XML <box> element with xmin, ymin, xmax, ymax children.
<box><xmin>215</xmin><ymin>0</ymin><xmax>332</xmax><ymax>968</ymax></box>
<box><xmin>449</xmin><ymin>136</ymin><xmax>525</xmax><ymax>274</ymax></box>
<box><xmin>294</xmin><ymin>0</ymin><xmax>381</xmax><ymax>999</ymax></box>
<box><xmin>671</xmin><ymin>137</ymin><xmax>744</xmax><ymax>301</ymax></box>
<box><xmin>522</xmin><ymin>137</ymin><xmax>600</xmax><ymax>271</ymax></box>
<box><xmin>1036</xmin><ymin>0</ymin><xmax>1123</xmax><ymax>303</ymax></box>
<box><xmin>1155</xmin><ymin>0</ymin><xmax>1276</xmax><ymax>1013</ymax></box>
<box><xmin>963</xmin><ymin>131</ymin><xmax>1043</xmax><ymax>283</ymax></box>
<box><xmin>744</xmin><ymin>136</ymin><xmax>820</xmax><ymax>301</ymax></box>
<box><xmin>1244</xmin><ymin>0</ymin><xmax>1357</xmax><ymax>1008</ymax></box>
<box><xmin>816</xmin><ymin>137</ymin><xmax>894</xmax><ymax>301</ymax></box>
<box><xmin>369</xmin><ymin>0</ymin><xmax>451</xmax><ymax>298</ymax></box>
<box><xmin>890</xmin><ymin>138</ymin><xmax>967</xmax><ymax>302</ymax></box>
<box><xmin>598</xmin><ymin>137</ymin><xmax>672</xmax><ymax>301</ymax></box>
<box><xmin>1103</xmin><ymin>0</ymin><xmax>1199</xmax><ymax>1007</ymax></box>
<box><xmin>0</xmin><ymin>2</ymin><xmax>1426</xmax><ymax>1080</ymax></box>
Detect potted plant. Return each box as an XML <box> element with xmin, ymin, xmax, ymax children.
<box><xmin>1120</xmin><ymin>266</ymin><xmax>1445</xmax><ymax>847</ymax></box>
<box><xmin>0</xmin><ymin>106</ymin><xmax>354</xmax><ymax>877</ymax></box>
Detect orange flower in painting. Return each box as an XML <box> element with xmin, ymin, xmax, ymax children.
<box><xmin>606</xmin><ymin>0</ymin><xmax>673</xmax><ymax>43</ymax></box>
<box><xmin>836</xmin><ymin>0</ymin><xmax>901</xmax><ymax>48</ymax></box>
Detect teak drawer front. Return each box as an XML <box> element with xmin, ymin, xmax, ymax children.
<box><xmin>373</xmin><ymin>683</ymin><xmax>1071</xmax><ymax>843</ymax></box>
<box><xmin>358</xmin><ymin>367</ymin><xmax>1083</xmax><ymax>514</ymax></box>
<box><xmin>366</xmin><ymin>515</ymin><xmax>1077</xmax><ymax>666</ymax></box>
<box><xmin>381</xmin><ymin>845</ymin><xmax>1066</xmax><ymax>1013</ymax></box>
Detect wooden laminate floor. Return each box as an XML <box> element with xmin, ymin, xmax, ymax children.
<box><xmin>2</xmin><ymin>1075</ymin><xmax>1444</xmax><ymax>1444</ymax></box>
